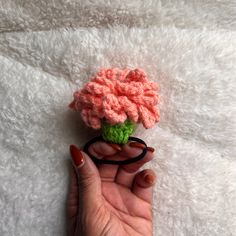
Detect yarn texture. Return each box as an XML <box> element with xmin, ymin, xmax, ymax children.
<box><xmin>70</xmin><ymin>68</ymin><xmax>160</xmax><ymax>131</ymax></box>
<box><xmin>101</xmin><ymin>120</ymin><xmax>135</xmax><ymax>144</ymax></box>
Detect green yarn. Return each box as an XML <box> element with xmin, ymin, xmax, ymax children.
<box><xmin>101</xmin><ymin>120</ymin><xmax>135</xmax><ymax>144</ymax></box>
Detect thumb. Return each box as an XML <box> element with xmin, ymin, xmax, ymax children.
<box><xmin>70</xmin><ymin>145</ymin><xmax>102</xmax><ymax>204</ymax></box>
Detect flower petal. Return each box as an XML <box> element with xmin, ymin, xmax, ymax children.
<box><xmin>103</xmin><ymin>94</ymin><xmax>127</xmax><ymax>124</ymax></box>
<box><xmin>119</xmin><ymin>96</ymin><xmax>139</xmax><ymax>122</ymax></box>
<box><xmin>138</xmin><ymin>105</ymin><xmax>156</xmax><ymax>128</ymax></box>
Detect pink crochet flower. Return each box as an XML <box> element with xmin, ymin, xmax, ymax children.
<box><xmin>69</xmin><ymin>68</ymin><xmax>160</xmax><ymax>129</ymax></box>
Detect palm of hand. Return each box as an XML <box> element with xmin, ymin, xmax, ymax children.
<box><xmin>100</xmin><ymin>181</ymin><xmax>152</xmax><ymax>236</ymax></box>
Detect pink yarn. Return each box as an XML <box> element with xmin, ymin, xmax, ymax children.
<box><xmin>69</xmin><ymin>68</ymin><xmax>160</xmax><ymax>129</ymax></box>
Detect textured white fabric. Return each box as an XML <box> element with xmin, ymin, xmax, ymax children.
<box><xmin>0</xmin><ymin>1</ymin><xmax>236</xmax><ymax>236</ymax></box>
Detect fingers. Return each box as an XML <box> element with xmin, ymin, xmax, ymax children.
<box><xmin>98</xmin><ymin>157</ymin><xmax>119</xmax><ymax>182</ymax></box>
<box><xmin>67</xmin><ymin>166</ymin><xmax>79</xmax><ymax>218</ymax></box>
<box><xmin>67</xmin><ymin>166</ymin><xmax>79</xmax><ymax>236</ymax></box>
<box><xmin>120</xmin><ymin>142</ymin><xmax>155</xmax><ymax>173</ymax></box>
<box><xmin>70</xmin><ymin>145</ymin><xmax>102</xmax><ymax>204</ymax></box>
<box><xmin>115</xmin><ymin>142</ymin><xmax>155</xmax><ymax>187</ymax></box>
<box><xmin>132</xmin><ymin>169</ymin><xmax>156</xmax><ymax>203</ymax></box>
<box><xmin>82</xmin><ymin>141</ymin><xmax>155</xmax><ymax>189</ymax></box>
<box><xmin>89</xmin><ymin>142</ymin><xmax>121</xmax><ymax>181</ymax></box>
<box><xmin>89</xmin><ymin>141</ymin><xmax>121</xmax><ymax>158</ymax></box>
<box><xmin>115</xmin><ymin>168</ymin><xmax>137</xmax><ymax>188</ymax></box>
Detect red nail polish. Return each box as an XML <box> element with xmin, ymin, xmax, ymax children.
<box><xmin>108</xmin><ymin>143</ymin><xmax>122</xmax><ymax>151</ymax></box>
<box><xmin>70</xmin><ymin>145</ymin><xmax>84</xmax><ymax>167</ymax></box>
<box><xmin>128</xmin><ymin>142</ymin><xmax>146</xmax><ymax>149</ymax></box>
<box><xmin>147</xmin><ymin>147</ymin><xmax>155</xmax><ymax>153</ymax></box>
<box><xmin>144</xmin><ymin>174</ymin><xmax>155</xmax><ymax>184</ymax></box>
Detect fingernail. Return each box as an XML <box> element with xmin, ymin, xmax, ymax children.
<box><xmin>108</xmin><ymin>143</ymin><xmax>122</xmax><ymax>151</ymax></box>
<box><xmin>147</xmin><ymin>146</ymin><xmax>155</xmax><ymax>153</ymax></box>
<box><xmin>144</xmin><ymin>174</ymin><xmax>155</xmax><ymax>184</ymax></box>
<box><xmin>129</xmin><ymin>142</ymin><xmax>146</xmax><ymax>149</ymax></box>
<box><xmin>70</xmin><ymin>145</ymin><xmax>84</xmax><ymax>168</ymax></box>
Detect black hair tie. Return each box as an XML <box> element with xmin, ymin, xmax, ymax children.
<box><xmin>83</xmin><ymin>136</ymin><xmax>147</xmax><ymax>165</ymax></box>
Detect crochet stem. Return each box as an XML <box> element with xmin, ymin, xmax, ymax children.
<box><xmin>101</xmin><ymin>120</ymin><xmax>135</xmax><ymax>144</ymax></box>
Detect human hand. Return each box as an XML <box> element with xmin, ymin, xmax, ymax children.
<box><xmin>67</xmin><ymin>142</ymin><xmax>156</xmax><ymax>236</ymax></box>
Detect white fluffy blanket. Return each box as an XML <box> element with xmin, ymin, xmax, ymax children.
<box><xmin>0</xmin><ymin>1</ymin><xmax>236</xmax><ymax>236</ymax></box>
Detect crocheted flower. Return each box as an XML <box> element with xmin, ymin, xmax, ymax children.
<box><xmin>69</xmin><ymin>68</ymin><xmax>160</xmax><ymax>131</ymax></box>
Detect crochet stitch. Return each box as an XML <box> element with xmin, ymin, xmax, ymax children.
<box><xmin>101</xmin><ymin>119</ymin><xmax>135</xmax><ymax>144</ymax></box>
<box><xmin>70</xmin><ymin>68</ymin><xmax>160</xmax><ymax>136</ymax></box>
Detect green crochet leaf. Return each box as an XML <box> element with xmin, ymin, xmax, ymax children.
<box><xmin>101</xmin><ymin>120</ymin><xmax>135</xmax><ymax>144</ymax></box>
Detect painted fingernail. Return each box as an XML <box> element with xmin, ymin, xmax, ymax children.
<box><xmin>144</xmin><ymin>174</ymin><xmax>155</xmax><ymax>184</ymax></box>
<box><xmin>70</xmin><ymin>145</ymin><xmax>84</xmax><ymax>168</ymax></box>
<box><xmin>108</xmin><ymin>143</ymin><xmax>122</xmax><ymax>151</ymax></box>
<box><xmin>129</xmin><ymin>142</ymin><xmax>146</xmax><ymax>149</ymax></box>
<box><xmin>147</xmin><ymin>147</ymin><xmax>155</xmax><ymax>153</ymax></box>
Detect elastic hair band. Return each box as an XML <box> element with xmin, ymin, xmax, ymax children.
<box><xmin>83</xmin><ymin>136</ymin><xmax>147</xmax><ymax>165</ymax></box>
